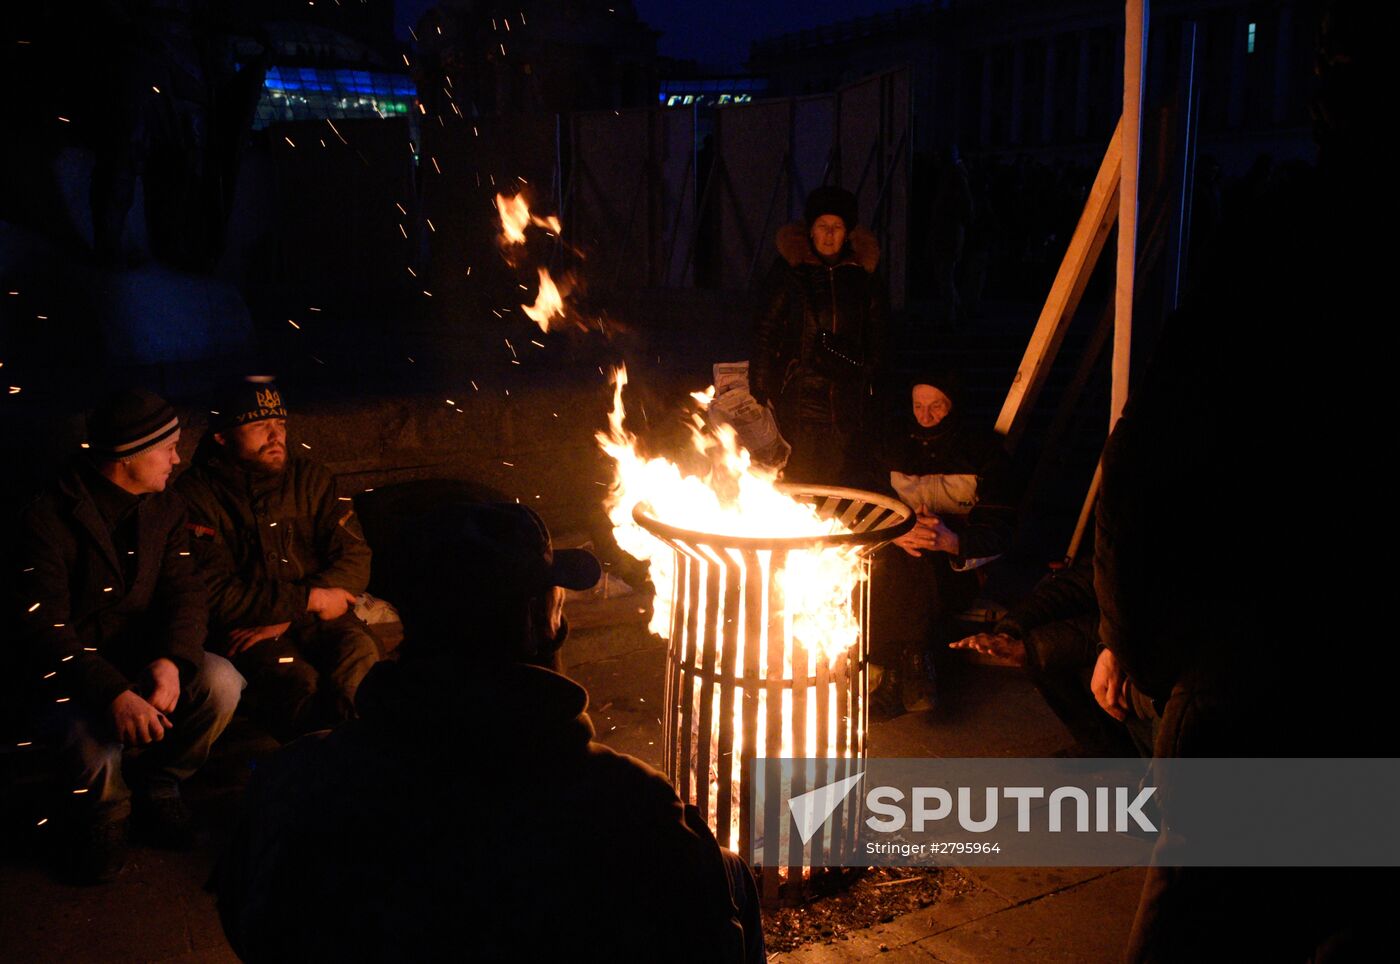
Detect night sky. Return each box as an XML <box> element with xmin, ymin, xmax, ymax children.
<box><xmin>395</xmin><ymin>0</ymin><xmax>917</xmax><ymax>70</ymax></box>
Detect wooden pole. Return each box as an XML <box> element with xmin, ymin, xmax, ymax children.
<box><xmin>994</xmin><ymin>120</ymin><xmax>1122</xmax><ymax>449</ymax></box>
<box><xmin>1066</xmin><ymin>461</ymin><xmax>1102</xmax><ymax>563</ymax></box>
<box><xmin>1115</xmin><ymin>0</ymin><xmax>1148</xmax><ymax>425</ymax></box>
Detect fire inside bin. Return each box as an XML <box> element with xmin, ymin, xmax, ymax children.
<box><xmin>598</xmin><ymin>367</ymin><xmax>913</xmax><ymax>902</ymax></box>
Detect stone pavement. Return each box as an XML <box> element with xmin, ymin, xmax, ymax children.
<box><xmin>772</xmin><ymin>866</ymin><xmax>1145</xmax><ymax>963</ymax></box>
<box><xmin>0</xmin><ymin>618</ymin><xmax>1144</xmax><ymax>963</ymax></box>
<box><xmin>577</xmin><ymin>623</ymin><xmax>1147</xmax><ymax>963</ymax></box>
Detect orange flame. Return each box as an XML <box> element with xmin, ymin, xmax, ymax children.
<box><xmin>495</xmin><ymin>192</ymin><xmax>561</xmax><ymax>247</ymax></box>
<box><xmin>596</xmin><ymin>366</ymin><xmax>863</xmax><ymax>663</ymax></box>
<box><xmin>522</xmin><ymin>268</ymin><xmax>565</xmax><ymax>332</ymax></box>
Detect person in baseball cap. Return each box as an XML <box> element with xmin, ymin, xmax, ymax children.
<box><xmin>372</xmin><ymin>500</ymin><xmax>602</xmax><ymax>668</ymax></box>
<box><xmin>214</xmin><ymin>498</ymin><xmax>766</xmax><ymax>963</ymax></box>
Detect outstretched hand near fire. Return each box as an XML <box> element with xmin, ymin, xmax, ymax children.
<box><xmin>893</xmin><ymin>512</ymin><xmax>961</xmax><ymax>557</ymax></box>
<box><xmin>950</xmin><ymin>632</ymin><xmax>1025</xmax><ymax>667</ymax></box>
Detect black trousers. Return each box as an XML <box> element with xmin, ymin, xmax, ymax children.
<box><xmin>1023</xmin><ymin>614</ymin><xmax>1146</xmax><ymax>757</ymax></box>
<box><xmin>232</xmin><ymin>613</ymin><xmax>380</xmax><ymax>742</ymax></box>
<box><xmin>868</xmin><ymin>544</ymin><xmax>979</xmax><ymax>666</ymax></box>
<box><xmin>1126</xmin><ymin>677</ymin><xmax>1384</xmax><ymax>961</ymax></box>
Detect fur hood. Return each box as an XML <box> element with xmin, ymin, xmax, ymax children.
<box><xmin>776</xmin><ymin>222</ymin><xmax>880</xmax><ymax>272</ymax></box>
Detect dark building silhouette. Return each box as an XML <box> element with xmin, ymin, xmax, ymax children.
<box><xmin>413</xmin><ymin>1</ymin><xmax>659</xmax><ymax>116</ymax></box>
<box><xmin>245</xmin><ymin>0</ymin><xmax>397</xmax><ymax>48</ymax></box>
<box><xmin>750</xmin><ymin>0</ymin><xmax>1318</xmax><ymax>172</ymax></box>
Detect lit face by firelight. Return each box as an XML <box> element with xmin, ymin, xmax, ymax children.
<box><xmin>912</xmin><ymin>385</ymin><xmax>952</xmax><ymax>429</ymax></box>
<box><xmin>110</xmin><ymin>432</ymin><xmax>182</xmax><ymax>494</ymax></box>
<box><xmin>810</xmin><ymin>214</ymin><xmax>848</xmax><ymax>259</ymax></box>
<box><xmin>217</xmin><ymin>418</ymin><xmax>288</xmax><ymax>473</ymax></box>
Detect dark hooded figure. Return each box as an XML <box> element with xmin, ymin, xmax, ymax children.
<box><xmin>867</xmin><ymin>371</ymin><xmax>1016</xmax><ymax>719</ymax></box>
<box><xmin>750</xmin><ymin>186</ymin><xmax>887</xmax><ymax>487</ymax></box>
<box><xmin>213</xmin><ymin>501</ymin><xmax>765</xmax><ymax>964</ymax></box>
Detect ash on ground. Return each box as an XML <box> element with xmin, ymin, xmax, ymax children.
<box><xmin>759</xmin><ymin>866</ymin><xmax>975</xmax><ymax>953</ymax></box>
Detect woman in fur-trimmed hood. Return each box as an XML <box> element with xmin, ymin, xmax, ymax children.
<box><xmin>750</xmin><ymin>186</ymin><xmax>887</xmax><ymax>486</ymax></box>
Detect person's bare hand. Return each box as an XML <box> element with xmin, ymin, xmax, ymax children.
<box><xmin>919</xmin><ymin>513</ymin><xmax>961</xmax><ymax>555</ymax></box>
<box><xmin>896</xmin><ymin>513</ymin><xmax>961</xmax><ymax>557</ymax></box>
<box><xmin>306</xmin><ymin>587</ymin><xmax>356</xmax><ymax>622</ymax></box>
<box><xmin>144</xmin><ymin>657</ymin><xmax>181</xmax><ymax>714</ymax></box>
<box><xmin>227</xmin><ymin>622</ymin><xmax>291</xmax><ymax>657</ymax></box>
<box><xmin>110</xmin><ymin>690</ymin><xmax>171</xmax><ymax>746</ymax></box>
<box><xmin>893</xmin><ymin>525</ymin><xmax>938</xmax><ymax>557</ymax></box>
<box><xmin>1090</xmin><ymin>648</ymin><xmax>1133</xmax><ymax>722</ymax></box>
<box><xmin>950</xmin><ymin>632</ymin><xmax>1025</xmax><ymax>667</ymax></box>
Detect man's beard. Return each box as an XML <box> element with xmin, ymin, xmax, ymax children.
<box><xmin>243</xmin><ymin>445</ymin><xmax>286</xmax><ymax>475</ymax></box>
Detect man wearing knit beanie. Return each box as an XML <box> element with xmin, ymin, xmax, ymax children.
<box><xmin>14</xmin><ymin>389</ymin><xmax>245</xmax><ymax>883</ymax></box>
<box><xmin>177</xmin><ymin>378</ymin><xmax>381</xmax><ymax>741</ymax></box>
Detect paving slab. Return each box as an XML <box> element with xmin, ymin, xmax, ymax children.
<box><xmin>914</xmin><ymin>868</ymin><xmax>1146</xmax><ymax>963</ymax></box>
<box><xmin>867</xmin><ymin>661</ymin><xmax>1072</xmax><ymax>760</ymax></box>
<box><xmin>962</xmin><ymin>866</ymin><xmax>1121</xmax><ymax>905</ymax></box>
<box><xmin>0</xmin><ymin>846</ymin><xmax>225</xmax><ymax>963</ymax></box>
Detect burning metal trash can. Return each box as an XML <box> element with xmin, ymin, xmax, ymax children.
<box><xmin>634</xmin><ymin>485</ymin><xmax>913</xmax><ymax>904</ymax></box>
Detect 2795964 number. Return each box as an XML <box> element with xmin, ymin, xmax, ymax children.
<box><xmin>930</xmin><ymin>842</ymin><xmax>1000</xmax><ymax>854</ymax></box>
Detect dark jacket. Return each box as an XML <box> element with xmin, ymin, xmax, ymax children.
<box><xmin>11</xmin><ymin>460</ymin><xmax>207</xmax><ymax>714</ymax></box>
<box><xmin>751</xmin><ymin>223</ymin><xmax>886</xmax><ymax>421</ymax></box>
<box><xmin>879</xmin><ymin>414</ymin><xmax>1016</xmax><ymax>565</ymax></box>
<box><xmin>996</xmin><ymin>552</ymin><xmax>1096</xmax><ymax>642</ymax></box>
<box><xmin>215</xmin><ymin>656</ymin><xmax>749</xmax><ymax>962</ymax></box>
<box><xmin>175</xmin><ymin>439</ymin><xmax>370</xmax><ymax>638</ymax></box>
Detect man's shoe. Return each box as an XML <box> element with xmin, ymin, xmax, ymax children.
<box><xmin>133</xmin><ymin>793</ymin><xmax>198</xmax><ymax>851</ymax></box>
<box><xmin>66</xmin><ymin>818</ymin><xmax>127</xmax><ymax>885</ymax></box>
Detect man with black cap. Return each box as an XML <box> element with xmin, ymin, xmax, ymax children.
<box><xmin>751</xmin><ymin>184</ymin><xmax>886</xmax><ymax>486</ymax></box>
<box><xmin>176</xmin><ymin>379</ymin><xmax>379</xmax><ymax>741</ymax></box>
<box><xmin>868</xmin><ymin>372</ymin><xmax>1016</xmax><ymax>718</ymax></box>
<box><xmin>214</xmin><ymin>501</ymin><xmax>765</xmax><ymax>963</ymax></box>
<box><xmin>12</xmin><ymin>389</ymin><xmax>245</xmax><ymax>882</ymax></box>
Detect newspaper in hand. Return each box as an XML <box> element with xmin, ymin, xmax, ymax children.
<box><xmin>713</xmin><ymin>362</ymin><xmax>751</xmax><ymax>399</ymax></box>
<box><xmin>710</xmin><ymin>362</ymin><xmax>790</xmax><ymax>468</ymax></box>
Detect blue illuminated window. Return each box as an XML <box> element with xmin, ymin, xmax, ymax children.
<box><xmin>254</xmin><ymin>67</ymin><xmax>417</xmax><ymax>129</ymax></box>
<box><xmin>1247</xmin><ymin>22</ymin><xmax>1256</xmax><ymax>54</ymax></box>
